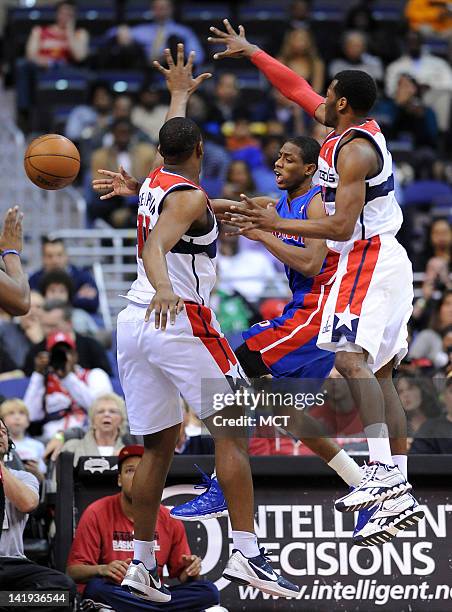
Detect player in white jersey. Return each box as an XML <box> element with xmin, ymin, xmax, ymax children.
<box><xmin>92</xmin><ymin>45</ymin><xmax>300</xmax><ymax>602</ymax></box>
<box><xmin>209</xmin><ymin>21</ymin><xmax>424</xmax><ymax>545</ymax></box>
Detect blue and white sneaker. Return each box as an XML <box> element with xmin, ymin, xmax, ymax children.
<box><xmin>335</xmin><ymin>462</ymin><xmax>411</xmax><ymax>512</ymax></box>
<box><xmin>121</xmin><ymin>560</ymin><xmax>171</xmax><ymax>603</ymax></box>
<box><xmin>170</xmin><ymin>466</ymin><xmax>228</xmax><ymax>521</ymax></box>
<box><xmin>353</xmin><ymin>493</ymin><xmax>425</xmax><ymax>546</ymax></box>
<box><xmin>223</xmin><ymin>548</ymin><xmax>300</xmax><ymax>598</ymax></box>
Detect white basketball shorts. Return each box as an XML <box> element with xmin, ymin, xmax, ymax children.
<box><xmin>117</xmin><ymin>301</ymin><xmax>246</xmax><ymax>435</ymax></box>
<box><xmin>317</xmin><ymin>234</ymin><xmax>413</xmax><ymax>372</ymax></box>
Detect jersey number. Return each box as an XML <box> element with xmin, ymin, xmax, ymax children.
<box><xmin>137</xmin><ymin>213</ymin><xmax>151</xmax><ymax>258</ymax></box>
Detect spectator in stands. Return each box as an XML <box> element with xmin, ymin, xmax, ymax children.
<box><xmin>65</xmin><ymin>82</ymin><xmax>113</xmax><ymax>144</ymax></box>
<box><xmin>440</xmin><ymin>325</ymin><xmax>452</xmax><ymax>376</ymax></box>
<box><xmin>0</xmin><ymin>418</ymin><xmax>76</xmax><ymax>609</ymax></box>
<box><xmin>405</xmin><ymin>0</ymin><xmax>452</xmax><ymax>35</ymax></box>
<box><xmin>0</xmin><ymin>399</ymin><xmax>46</xmax><ymax>481</ymax></box>
<box><xmin>289</xmin><ymin>0</ymin><xmax>312</xmax><ymax>31</ymax></box>
<box><xmin>329</xmin><ymin>31</ymin><xmax>383</xmax><ymax>82</ymax></box>
<box><xmin>131</xmin><ymin>86</ymin><xmax>168</xmax><ymax>144</ymax></box>
<box><xmin>23</xmin><ymin>327</ymin><xmax>113</xmax><ymax>442</ymax></box>
<box><xmin>23</xmin><ymin>300</ymin><xmax>112</xmax><ymax>378</ymax></box>
<box><xmin>38</xmin><ymin>269</ymin><xmax>98</xmax><ymax>337</ymax></box>
<box><xmin>66</xmin><ymin>445</ymin><xmax>219</xmax><ymax>611</ymax></box>
<box><xmin>385</xmin><ymin>30</ymin><xmax>452</xmax><ymax>130</ymax></box>
<box><xmin>96</xmin><ymin>25</ymin><xmax>147</xmax><ymax>71</ymax></box>
<box><xmin>30</xmin><ymin>236</ymin><xmax>99</xmax><ymax>314</ymax></box>
<box><xmin>117</xmin><ymin>0</ymin><xmax>204</xmax><ymax>67</ymax></box>
<box><xmin>222</xmin><ymin>160</ymin><xmax>257</xmax><ymax>201</ymax></box>
<box><xmin>217</xmin><ymin>223</ymin><xmax>275</xmax><ymax>303</ymax></box>
<box><xmin>253</xmin><ymin>88</ymin><xmax>305</xmax><ymax>138</ymax></box>
<box><xmin>16</xmin><ymin>0</ymin><xmax>89</xmax><ymax>129</ymax></box>
<box><xmin>0</xmin><ymin>291</ymin><xmax>44</xmax><ymax>371</ymax></box>
<box><xmin>252</xmin><ymin>135</ymin><xmax>286</xmax><ymax>196</ymax></box>
<box><xmin>208</xmin><ymin>73</ymin><xmax>241</xmax><ymax>125</ymax></box>
<box><xmin>90</xmin><ymin>119</ymin><xmax>156</xmax><ymax>227</ymax></box>
<box><xmin>278</xmin><ymin>28</ymin><xmax>324</xmax><ymax>93</ymax></box>
<box><xmin>226</xmin><ymin>120</ymin><xmax>264</xmax><ymax>170</ymax></box>
<box><xmin>423</xmin><ymin>217</ymin><xmax>451</xmax><ymax>271</ymax></box>
<box><xmin>396</xmin><ymin>372</ymin><xmax>443</xmax><ymax>437</ymax></box>
<box><xmin>410</xmin><ymin>377</ymin><xmax>452</xmax><ymax>454</ymax></box>
<box><xmin>409</xmin><ymin>290</ymin><xmax>452</xmax><ymax>365</ymax></box>
<box><xmin>45</xmin><ymin>394</ymin><xmax>134</xmax><ymax>466</ymax></box>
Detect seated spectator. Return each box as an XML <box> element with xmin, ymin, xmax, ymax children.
<box><xmin>253</xmin><ymin>88</ymin><xmax>305</xmax><ymax>139</ymax></box>
<box><xmin>0</xmin><ymin>417</ymin><xmax>76</xmax><ymax>608</ymax></box>
<box><xmin>66</xmin><ymin>445</ymin><xmax>219</xmax><ymax>611</ymax></box>
<box><xmin>252</xmin><ymin>135</ymin><xmax>286</xmax><ymax>196</ymax></box>
<box><xmin>46</xmin><ymin>393</ymin><xmax>134</xmax><ymax>466</ymax></box>
<box><xmin>0</xmin><ymin>291</ymin><xmax>45</xmax><ymax>370</ymax></box>
<box><xmin>30</xmin><ymin>236</ymin><xmax>99</xmax><ymax>314</ymax></box>
<box><xmin>0</xmin><ymin>399</ymin><xmax>46</xmax><ymax>481</ymax></box>
<box><xmin>39</xmin><ymin>269</ymin><xmax>98</xmax><ymax>337</ymax></box>
<box><xmin>225</xmin><ymin>118</ymin><xmax>263</xmax><ymax>170</ymax></box>
<box><xmin>24</xmin><ymin>328</ymin><xmax>113</xmax><ymax>441</ymax></box>
<box><xmin>131</xmin><ymin>87</ymin><xmax>168</xmax><ymax>144</ymax></box>
<box><xmin>396</xmin><ymin>372</ymin><xmax>443</xmax><ymax>438</ymax></box>
<box><xmin>441</xmin><ymin>326</ymin><xmax>452</xmax><ymax>376</ymax></box>
<box><xmin>409</xmin><ymin>290</ymin><xmax>452</xmax><ymax>365</ymax></box>
<box><xmin>405</xmin><ymin>0</ymin><xmax>452</xmax><ymax>35</ymax></box>
<box><xmin>385</xmin><ymin>30</ymin><xmax>452</xmax><ymax>130</ymax></box>
<box><xmin>289</xmin><ymin>0</ymin><xmax>312</xmax><ymax>31</ymax></box>
<box><xmin>96</xmin><ymin>25</ymin><xmax>147</xmax><ymax>71</ymax></box>
<box><xmin>90</xmin><ymin>119</ymin><xmax>156</xmax><ymax>227</ymax></box>
<box><xmin>65</xmin><ymin>82</ymin><xmax>113</xmax><ymax>144</ymax></box>
<box><xmin>133</xmin><ymin>0</ymin><xmax>204</xmax><ymax>64</ymax></box>
<box><xmin>278</xmin><ymin>28</ymin><xmax>324</xmax><ymax>93</ymax></box>
<box><xmin>217</xmin><ymin>223</ymin><xmax>275</xmax><ymax>304</ymax></box>
<box><xmin>222</xmin><ymin>160</ymin><xmax>257</xmax><ymax>201</ymax></box>
<box><xmin>0</xmin><ymin>343</ymin><xmax>20</xmax><ymax>379</ymax></box>
<box><xmin>24</xmin><ymin>300</ymin><xmax>112</xmax><ymax>379</ymax></box>
<box><xmin>208</xmin><ymin>73</ymin><xmax>242</xmax><ymax>126</ymax></box>
<box><xmin>410</xmin><ymin>377</ymin><xmax>452</xmax><ymax>454</ymax></box>
<box><xmin>329</xmin><ymin>30</ymin><xmax>383</xmax><ymax>82</ymax></box>
<box><xmin>16</xmin><ymin>0</ymin><xmax>89</xmax><ymax>128</ymax></box>
<box><xmin>421</xmin><ymin>217</ymin><xmax>451</xmax><ymax>272</ymax></box>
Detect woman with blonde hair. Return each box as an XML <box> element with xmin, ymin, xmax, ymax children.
<box><xmin>45</xmin><ymin>393</ymin><xmax>137</xmax><ymax>466</ymax></box>
<box><xmin>278</xmin><ymin>28</ymin><xmax>324</xmax><ymax>93</ymax></box>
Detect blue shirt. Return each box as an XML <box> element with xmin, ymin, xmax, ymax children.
<box><xmin>131</xmin><ymin>21</ymin><xmax>205</xmax><ymax>64</ymax></box>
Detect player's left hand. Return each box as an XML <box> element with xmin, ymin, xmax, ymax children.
<box><xmin>0</xmin><ymin>206</ymin><xmax>24</xmax><ymax>253</ymax></box>
<box><xmin>226</xmin><ymin>199</ymin><xmax>282</xmax><ymax>233</ymax></box>
<box><xmin>145</xmin><ymin>288</ymin><xmax>185</xmax><ymax>330</ymax></box>
<box><xmin>208</xmin><ymin>20</ymin><xmax>257</xmax><ymax>60</ymax></box>
<box><xmin>180</xmin><ymin>554</ymin><xmax>202</xmax><ymax>581</ymax></box>
<box><xmin>153</xmin><ymin>43</ymin><xmax>212</xmax><ymax>97</ymax></box>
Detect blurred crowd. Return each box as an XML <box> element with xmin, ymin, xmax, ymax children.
<box><xmin>0</xmin><ymin>0</ymin><xmax>451</xmax><ymax>461</ymax></box>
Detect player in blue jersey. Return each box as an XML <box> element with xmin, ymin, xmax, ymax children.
<box><xmin>171</xmin><ymin>136</ymin><xmax>369</xmax><ymax>528</ymax></box>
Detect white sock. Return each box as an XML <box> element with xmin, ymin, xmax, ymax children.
<box><xmin>327</xmin><ymin>449</ymin><xmax>362</xmax><ymax>487</ymax></box>
<box><xmin>133</xmin><ymin>539</ymin><xmax>156</xmax><ymax>570</ymax></box>
<box><xmin>392</xmin><ymin>454</ymin><xmax>408</xmax><ymax>479</ymax></box>
<box><xmin>364</xmin><ymin>423</ymin><xmax>394</xmax><ymax>466</ymax></box>
<box><xmin>232</xmin><ymin>531</ymin><xmax>260</xmax><ymax>558</ymax></box>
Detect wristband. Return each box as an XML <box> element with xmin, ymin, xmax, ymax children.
<box><xmin>1</xmin><ymin>249</ymin><xmax>20</xmax><ymax>258</ymax></box>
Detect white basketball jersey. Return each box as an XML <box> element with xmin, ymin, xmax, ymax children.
<box><xmin>126</xmin><ymin>166</ymin><xmax>218</xmax><ymax>306</ymax></box>
<box><xmin>318</xmin><ymin>119</ymin><xmax>403</xmax><ymax>253</ymax></box>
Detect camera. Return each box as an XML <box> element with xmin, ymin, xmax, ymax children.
<box><xmin>49</xmin><ymin>345</ymin><xmax>70</xmax><ymax>371</ymax></box>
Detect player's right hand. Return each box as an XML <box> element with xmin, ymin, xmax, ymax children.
<box><xmin>0</xmin><ymin>206</ymin><xmax>24</xmax><ymax>253</ymax></box>
<box><xmin>145</xmin><ymin>288</ymin><xmax>185</xmax><ymax>330</ymax></box>
<box><xmin>208</xmin><ymin>19</ymin><xmax>257</xmax><ymax>60</ymax></box>
<box><xmin>92</xmin><ymin>166</ymin><xmax>140</xmax><ymax>200</ymax></box>
<box><xmin>99</xmin><ymin>559</ymin><xmax>131</xmax><ymax>583</ymax></box>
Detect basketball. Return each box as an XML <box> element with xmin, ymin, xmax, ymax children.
<box><xmin>24</xmin><ymin>134</ymin><xmax>80</xmax><ymax>190</ymax></box>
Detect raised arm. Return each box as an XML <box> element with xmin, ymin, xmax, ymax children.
<box><xmin>228</xmin><ymin>139</ymin><xmax>379</xmax><ymax>241</ymax></box>
<box><xmin>143</xmin><ymin>189</ymin><xmax>207</xmax><ymax>330</ymax></box>
<box><xmin>92</xmin><ymin>44</ymin><xmax>211</xmax><ymax>198</ymax></box>
<box><xmin>208</xmin><ymin>20</ymin><xmax>326</xmax><ymax>124</ymax></box>
<box><xmin>0</xmin><ymin>207</ymin><xmax>30</xmax><ymax>316</ymax></box>
<box><xmin>211</xmin><ymin>195</ymin><xmax>278</xmax><ymax>217</ymax></box>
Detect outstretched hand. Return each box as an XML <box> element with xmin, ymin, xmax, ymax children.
<box><xmin>153</xmin><ymin>43</ymin><xmax>212</xmax><ymax>96</ymax></box>
<box><xmin>226</xmin><ymin>198</ymin><xmax>282</xmax><ymax>233</ymax></box>
<box><xmin>92</xmin><ymin>166</ymin><xmax>140</xmax><ymax>200</ymax></box>
<box><xmin>0</xmin><ymin>206</ymin><xmax>24</xmax><ymax>253</ymax></box>
<box><xmin>208</xmin><ymin>19</ymin><xmax>257</xmax><ymax>60</ymax></box>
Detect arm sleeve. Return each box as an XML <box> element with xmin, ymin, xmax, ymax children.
<box><xmin>250</xmin><ymin>50</ymin><xmax>325</xmax><ymax>118</ymax></box>
<box><xmin>66</xmin><ymin>504</ymin><xmax>103</xmax><ymax>569</ymax></box>
<box><xmin>23</xmin><ymin>372</ymin><xmax>46</xmax><ymax>422</ymax></box>
<box><xmin>167</xmin><ymin>519</ymin><xmax>191</xmax><ymax>579</ymax></box>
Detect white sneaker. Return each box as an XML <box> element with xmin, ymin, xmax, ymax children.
<box><xmin>335</xmin><ymin>462</ymin><xmax>411</xmax><ymax>512</ymax></box>
<box><xmin>353</xmin><ymin>493</ymin><xmax>425</xmax><ymax>546</ymax></box>
<box><xmin>121</xmin><ymin>560</ymin><xmax>171</xmax><ymax>603</ymax></box>
<box><xmin>223</xmin><ymin>548</ymin><xmax>300</xmax><ymax>598</ymax></box>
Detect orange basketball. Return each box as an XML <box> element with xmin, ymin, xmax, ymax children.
<box><xmin>24</xmin><ymin>134</ymin><xmax>80</xmax><ymax>190</ymax></box>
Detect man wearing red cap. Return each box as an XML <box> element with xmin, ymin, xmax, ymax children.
<box><xmin>23</xmin><ymin>329</ymin><xmax>112</xmax><ymax>441</ymax></box>
<box><xmin>66</xmin><ymin>445</ymin><xmax>219</xmax><ymax>611</ymax></box>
